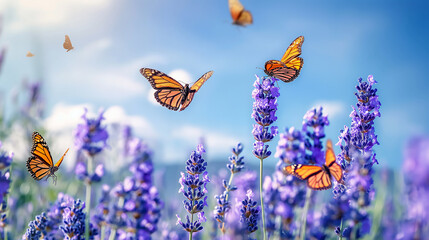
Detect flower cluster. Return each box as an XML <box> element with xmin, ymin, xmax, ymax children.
<box><xmin>176</xmin><ymin>144</ymin><xmax>209</xmax><ymax>236</ymax></box>
<box><xmin>75</xmin><ymin>161</ymin><xmax>104</xmax><ymax>184</ymax></box>
<box><xmin>302</xmin><ymin>107</ymin><xmax>329</xmax><ymax>165</ymax></box>
<box><xmin>213</xmin><ymin>143</ymin><xmax>245</xmax><ymax>233</ymax></box>
<box><xmin>92</xmin><ymin>129</ymin><xmax>163</xmax><ymax>239</ymax></box>
<box><xmin>60</xmin><ymin>199</ymin><xmax>98</xmax><ymax>239</ymax></box>
<box><xmin>74</xmin><ymin>109</ymin><xmax>109</xmax><ymax>156</ymax></box>
<box><xmin>268</xmin><ymin>107</ymin><xmax>329</xmax><ymax>239</ymax></box>
<box><xmin>0</xmin><ymin>143</ymin><xmax>13</xmax><ymax>238</ymax></box>
<box><xmin>240</xmin><ymin>190</ymin><xmax>260</xmax><ymax>235</ymax></box>
<box><xmin>23</xmin><ymin>194</ymin><xmax>98</xmax><ymax>239</ymax></box>
<box><xmin>321</xmin><ymin>75</ymin><xmax>380</xmax><ymax>238</ymax></box>
<box><xmin>251</xmin><ymin>76</ymin><xmax>279</xmax><ymax>160</ymax></box>
<box><xmin>396</xmin><ymin>137</ymin><xmax>429</xmax><ymax>239</ymax></box>
<box><xmin>23</xmin><ymin>212</ymin><xmax>49</xmax><ymax>239</ymax></box>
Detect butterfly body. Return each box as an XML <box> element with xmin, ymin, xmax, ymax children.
<box><xmin>27</xmin><ymin>132</ymin><xmax>69</xmax><ymax>184</ymax></box>
<box><xmin>284</xmin><ymin>140</ymin><xmax>343</xmax><ymax>190</ymax></box>
<box><xmin>264</xmin><ymin>36</ymin><xmax>304</xmax><ymax>83</ymax></box>
<box><xmin>141</xmin><ymin>68</ymin><xmax>213</xmax><ymax>111</ymax></box>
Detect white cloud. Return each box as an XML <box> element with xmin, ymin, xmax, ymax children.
<box><xmin>1</xmin><ymin>0</ymin><xmax>112</xmax><ymax>32</ymax></box>
<box><xmin>147</xmin><ymin>88</ymin><xmax>158</xmax><ymax>106</ymax></box>
<box><xmin>311</xmin><ymin>100</ymin><xmax>346</xmax><ymax>119</ymax></box>
<box><xmin>80</xmin><ymin>38</ymin><xmax>113</xmax><ymax>57</ymax></box>
<box><xmin>103</xmin><ymin>105</ymin><xmax>155</xmax><ymax>139</ymax></box>
<box><xmin>167</xmin><ymin>125</ymin><xmax>239</xmax><ymax>161</ymax></box>
<box><xmin>42</xmin><ymin>103</ymin><xmax>155</xmax><ymax>169</ymax></box>
<box><xmin>50</xmin><ymin>55</ymin><xmax>167</xmax><ymax>102</ymax></box>
<box><xmin>168</xmin><ymin>69</ymin><xmax>192</xmax><ymax>84</ymax></box>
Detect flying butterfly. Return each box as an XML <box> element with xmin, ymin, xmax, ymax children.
<box><xmin>264</xmin><ymin>36</ymin><xmax>304</xmax><ymax>83</ymax></box>
<box><xmin>63</xmin><ymin>35</ymin><xmax>74</xmax><ymax>52</ymax></box>
<box><xmin>228</xmin><ymin>0</ymin><xmax>253</xmax><ymax>26</ymax></box>
<box><xmin>27</xmin><ymin>132</ymin><xmax>69</xmax><ymax>184</ymax></box>
<box><xmin>140</xmin><ymin>68</ymin><xmax>213</xmax><ymax>111</ymax></box>
<box><xmin>283</xmin><ymin>139</ymin><xmax>343</xmax><ymax>190</ymax></box>
<box><xmin>26</xmin><ymin>51</ymin><xmax>35</xmax><ymax>57</ymax></box>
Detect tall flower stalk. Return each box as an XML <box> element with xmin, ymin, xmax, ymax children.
<box><xmin>74</xmin><ymin>109</ymin><xmax>108</xmax><ymax>240</ymax></box>
<box><xmin>251</xmin><ymin>75</ymin><xmax>279</xmax><ymax>239</ymax></box>
<box><xmin>176</xmin><ymin>144</ymin><xmax>210</xmax><ymax>240</ymax></box>
<box><xmin>213</xmin><ymin>143</ymin><xmax>245</xmax><ymax>234</ymax></box>
<box><xmin>321</xmin><ymin>75</ymin><xmax>380</xmax><ymax>239</ymax></box>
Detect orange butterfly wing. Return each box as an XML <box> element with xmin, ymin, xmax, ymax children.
<box><xmin>140</xmin><ymin>68</ymin><xmax>185</xmax><ymax>111</ymax></box>
<box><xmin>264</xmin><ymin>60</ymin><xmax>299</xmax><ymax>83</ymax></box>
<box><xmin>63</xmin><ymin>35</ymin><xmax>74</xmax><ymax>52</ymax></box>
<box><xmin>284</xmin><ymin>164</ymin><xmax>332</xmax><ymax>190</ymax></box>
<box><xmin>27</xmin><ymin>132</ymin><xmax>68</xmax><ymax>182</ymax></box>
<box><xmin>280</xmin><ymin>36</ymin><xmax>304</xmax><ymax>69</ymax></box>
<box><xmin>325</xmin><ymin>139</ymin><xmax>343</xmax><ymax>182</ymax></box>
<box><xmin>180</xmin><ymin>71</ymin><xmax>213</xmax><ymax>111</ymax></box>
<box><xmin>307</xmin><ymin>171</ymin><xmax>332</xmax><ymax>190</ymax></box>
<box><xmin>229</xmin><ymin>0</ymin><xmax>252</xmax><ymax>26</ymax></box>
<box><xmin>155</xmin><ymin>89</ymin><xmax>184</xmax><ymax>111</ymax></box>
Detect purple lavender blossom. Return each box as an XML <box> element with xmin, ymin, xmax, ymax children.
<box><xmin>21</xmin><ymin>81</ymin><xmax>44</xmax><ymax>119</ymax></box>
<box><xmin>302</xmin><ymin>107</ymin><xmax>329</xmax><ymax>165</ymax></box>
<box><xmin>60</xmin><ymin>199</ymin><xmax>98</xmax><ymax>240</ymax></box>
<box><xmin>23</xmin><ymin>212</ymin><xmax>49</xmax><ymax>239</ymax></box>
<box><xmin>251</xmin><ymin>75</ymin><xmax>279</xmax><ymax>239</ymax></box>
<box><xmin>240</xmin><ymin>190</ymin><xmax>260</xmax><ymax>235</ymax></box>
<box><xmin>396</xmin><ymin>137</ymin><xmax>429</xmax><ymax>240</ymax></box>
<box><xmin>177</xmin><ymin>144</ymin><xmax>210</xmax><ymax>236</ymax></box>
<box><xmin>213</xmin><ymin>143</ymin><xmax>245</xmax><ymax>233</ymax></box>
<box><xmin>0</xmin><ymin>143</ymin><xmax>12</xmax><ymax>238</ymax></box>
<box><xmin>92</xmin><ymin>132</ymin><xmax>163</xmax><ymax>239</ymax></box>
<box><xmin>251</xmin><ymin>76</ymin><xmax>279</xmax><ymax>160</ymax></box>
<box><xmin>270</xmin><ymin>107</ymin><xmax>331</xmax><ymax>239</ymax></box>
<box><xmin>74</xmin><ymin>109</ymin><xmax>109</xmax><ymax>156</ymax></box>
<box><xmin>23</xmin><ymin>194</ymin><xmax>97</xmax><ymax>239</ymax></box>
<box><xmin>320</xmin><ymin>75</ymin><xmax>380</xmax><ymax>238</ymax></box>
<box><xmin>0</xmin><ymin>143</ymin><xmax>13</xmax><ymax>170</ymax></box>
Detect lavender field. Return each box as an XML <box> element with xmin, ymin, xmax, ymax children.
<box><xmin>0</xmin><ymin>1</ymin><xmax>428</xmax><ymax>240</ymax></box>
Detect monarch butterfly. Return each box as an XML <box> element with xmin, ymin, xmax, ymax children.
<box><xmin>26</xmin><ymin>51</ymin><xmax>35</xmax><ymax>57</ymax></box>
<box><xmin>228</xmin><ymin>0</ymin><xmax>253</xmax><ymax>26</ymax></box>
<box><xmin>140</xmin><ymin>68</ymin><xmax>213</xmax><ymax>111</ymax></box>
<box><xmin>283</xmin><ymin>139</ymin><xmax>343</xmax><ymax>190</ymax></box>
<box><xmin>264</xmin><ymin>36</ymin><xmax>304</xmax><ymax>83</ymax></box>
<box><xmin>26</xmin><ymin>132</ymin><xmax>69</xmax><ymax>184</ymax></box>
<box><xmin>63</xmin><ymin>35</ymin><xmax>74</xmax><ymax>52</ymax></box>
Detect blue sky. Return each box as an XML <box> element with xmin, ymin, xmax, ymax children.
<box><xmin>0</xmin><ymin>0</ymin><xmax>428</xmax><ymax>169</ymax></box>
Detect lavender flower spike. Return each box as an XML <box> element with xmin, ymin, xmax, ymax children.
<box><xmin>252</xmin><ymin>75</ymin><xmax>279</xmax><ymax>239</ymax></box>
<box><xmin>213</xmin><ymin>143</ymin><xmax>245</xmax><ymax>233</ymax></box>
<box><xmin>240</xmin><ymin>190</ymin><xmax>260</xmax><ymax>236</ymax></box>
<box><xmin>177</xmin><ymin>144</ymin><xmax>210</xmax><ymax>238</ymax></box>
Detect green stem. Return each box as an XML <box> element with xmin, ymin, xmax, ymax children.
<box><xmin>221</xmin><ymin>171</ymin><xmax>235</xmax><ymax>234</ymax></box>
<box><xmin>339</xmin><ymin>219</ymin><xmax>343</xmax><ymax>240</ymax></box>
<box><xmin>85</xmin><ymin>155</ymin><xmax>94</xmax><ymax>240</ymax></box>
<box><xmin>299</xmin><ymin>188</ymin><xmax>312</xmax><ymax>240</ymax></box>
<box><xmin>259</xmin><ymin>158</ymin><xmax>267</xmax><ymax>240</ymax></box>
<box><xmin>108</xmin><ymin>197</ymin><xmax>124</xmax><ymax>240</ymax></box>
<box><xmin>100</xmin><ymin>225</ymin><xmax>105</xmax><ymax>240</ymax></box>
